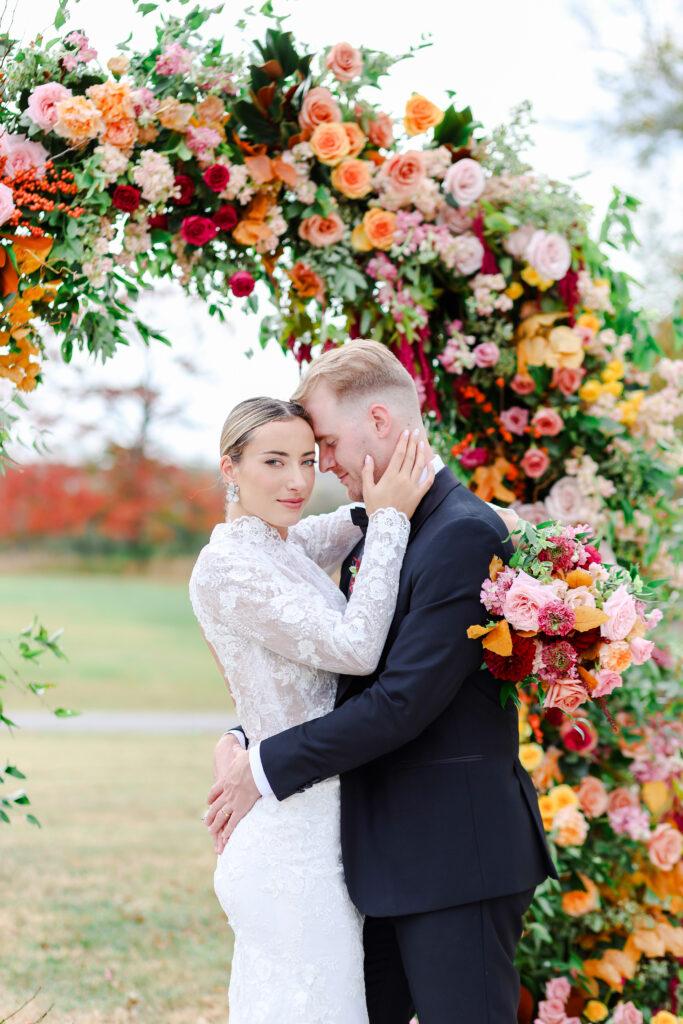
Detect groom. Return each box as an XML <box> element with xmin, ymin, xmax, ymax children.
<box><xmin>207</xmin><ymin>339</ymin><xmax>556</xmax><ymax>1022</ymax></box>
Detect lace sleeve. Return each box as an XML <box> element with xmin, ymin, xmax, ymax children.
<box><xmin>287</xmin><ymin>504</ymin><xmax>363</xmax><ymax>570</ymax></box>
<box><xmin>190</xmin><ymin>508</ymin><xmax>409</xmax><ymax>676</ymax></box>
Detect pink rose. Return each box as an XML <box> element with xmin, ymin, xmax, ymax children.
<box><xmin>552</xmin><ymin>367</ymin><xmax>585</xmax><ymax>396</ymax></box>
<box><xmin>472</xmin><ymin>342</ymin><xmax>499</xmax><ymax>368</ymax></box>
<box><xmin>525</xmin><ymin>230</ymin><xmax>572</xmax><ymax>281</ymax></box>
<box><xmin>612</xmin><ymin>1002</ymin><xmax>643</xmax><ymax>1024</ymax></box>
<box><xmin>0</xmin><ymin>132</ymin><xmax>48</xmax><ymax>179</ymax></box>
<box><xmin>298</xmin><ymin>212</ymin><xmax>345</xmax><ymax>247</ymax></box>
<box><xmin>537</xmin><ymin>999</ymin><xmax>567</xmax><ymax>1024</ymax></box>
<box><xmin>0</xmin><ymin>182</ymin><xmax>15</xmax><ymax>226</ymax></box>
<box><xmin>600</xmin><ymin>584</ymin><xmax>638</xmax><ymax>641</ymax></box>
<box><xmin>299</xmin><ymin>86</ymin><xmax>342</xmax><ymax>132</ymax></box>
<box><xmin>443</xmin><ymin>158</ymin><xmax>485</xmax><ymax>207</ymax></box>
<box><xmin>521</xmin><ymin>447</ymin><xmax>550</xmax><ymax>479</ymax></box>
<box><xmin>382</xmin><ymin>151</ymin><xmax>426</xmax><ymax>197</ymax></box>
<box><xmin>532</xmin><ymin>407</ymin><xmax>563</xmax><ymax>436</ymax></box>
<box><xmin>607</xmin><ymin>787</ymin><xmax>639</xmax><ymax>815</ymax></box>
<box><xmin>647</xmin><ymin>823</ymin><xmax>683</xmax><ymax>871</ymax></box>
<box><xmin>592</xmin><ymin>669</ymin><xmax>623</xmax><ymax>699</ymax></box>
<box><xmin>577</xmin><ymin>776</ymin><xmax>609</xmax><ymax>818</ymax></box>
<box><xmin>543</xmin><ymin>680</ymin><xmax>589</xmax><ymax>715</ymax></box>
<box><xmin>545</xmin><ymin>977</ymin><xmax>571</xmax><ymax>1003</ymax></box>
<box><xmin>453</xmin><ymin>233</ymin><xmax>485</xmax><ymax>275</ymax></box>
<box><xmin>500</xmin><ymin>406</ymin><xmax>529</xmax><ymax>436</ymax></box>
<box><xmin>362</xmin><ymin>108</ymin><xmax>394</xmax><ymax>149</ymax></box>
<box><xmin>503</xmin><ymin>570</ymin><xmax>561</xmax><ymax>632</ymax></box>
<box><xmin>326</xmin><ymin>42</ymin><xmax>363</xmax><ymax>82</ymax></box>
<box><xmin>504</xmin><ymin>223</ymin><xmax>536</xmax><ymax>259</ymax></box>
<box><xmin>228</xmin><ymin>270</ymin><xmax>255</xmax><ymax>297</ymax></box>
<box><xmin>26</xmin><ymin>82</ymin><xmax>72</xmax><ymax>130</ymax></box>
<box><xmin>437</xmin><ymin>202</ymin><xmax>474</xmax><ymax>234</ymax></box>
<box><xmin>544</xmin><ymin>477</ymin><xmax>586</xmax><ymax>523</ymax></box>
<box><xmin>629</xmin><ymin>637</ymin><xmax>655</xmax><ymax>665</ymax></box>
<box><xmin>459</xmin><ymin>447</ymin><xmax>488</xmax><ymax>469</ymax></box>
<box><xmin>510</xmin><ymin>373</ymin><xmax>536</xmax><ymax>395</ymax></box>
<box><xmin>513</xmin><ymin>501</ymin><xmax>549</xmax><ymax>526</ymax></box>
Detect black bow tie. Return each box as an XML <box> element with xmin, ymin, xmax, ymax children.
<box><xmin>350</xmin><ymin>506</ymin><xmax>369</xmax><ymax>534</ymax></box>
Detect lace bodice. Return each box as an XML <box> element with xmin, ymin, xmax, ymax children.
<box><xmin>189</xmin><ymin>504</ymin><xmax>409</xmax><ymax>744</ymax></box>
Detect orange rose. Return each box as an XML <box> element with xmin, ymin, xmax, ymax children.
<box><xmin>87</xmin><ymin>80</ymin><xmax>134</xmax><ymax>122</ymax></box>
<box><xmin>310</xmin><ymin>122</ymin><xmax>350</xmax><ymax>166</ymax></box>
<box><xmin>299</xmin><ymin>86</ymin><xmax>342</xmax><ymax>133</ymax></box>
<box><xmin>599</xmin><ymin>640</ymin><xmax>632</xmax><ymax>673</ymax></box>
<box><xmin>537</xmin><ymin>794</ymin><xmax>555</xmax><ymax>831</ymax></box>
<box><xmin>287</xmin><ymin>261</ymin><xmax>325</xmax><ymax>303</ymax></box>
<box><xmin>577</xmin><ymin>776</ymin><xmax>609</xmax><ymax>818</ymax></box>
<box><xmin>101</xmin><ymin>118</ymin><xmax>138</xmax><ymax>148</ymax></box>
<box><xmin>553</xmin><ymin>805</ymin><xmax>589</xmax><ymax>847</ymax></box>
<box><xmin>342</xmin><ymin>122</ymin><xmax>367</xmax><ymax>158</ymax></box>
<box><xmin>404</xmin><ymin>93</ymin><xmax>444</xmax><ymax>136</ymax></box>
<box><xmin>298</xmin><ymin>212</ymin><xmax>345</xmax><ymax>248</ymax></box>
<box><xmin>561</xmin><ymin>873</ymin><xmax>600</xmax><ymax>916</ymax></box>
<box><xmin>532</xmin><ymin>745</ymin><xmax>564</xmax><ymax>792</ymax></box>
<box><xmin>647</xmin><ymin>823</ymin><xmax>683</xmax><ymax>871</ymax></box>
<box><xmin>363</xmin><ymin>208</ymin><xmax>396</xmax><ymax>250</ymax></box>
<box><xmin>331</xmin><ymin>158</ymin><xmax>373</xmax><ymax>199</ymax></box>
<box><xmin>53</xmin><ymin>96</ymin><xmax>104</xmax><ymax>145</ymax></box>
<box><xmin>157</xmin><ymin>98</ymin><xmax>194</xmax><ymax>132</ymax></box>
<box><xmin>196</xmin><ymin>95</ymin><xmax>227</xmax><ymax>129</ymax></box>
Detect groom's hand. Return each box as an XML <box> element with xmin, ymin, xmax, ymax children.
<box><xmin>205</xmin><ymin>748</ymin><xmax>261</xmax><ymax>853</ymax></box>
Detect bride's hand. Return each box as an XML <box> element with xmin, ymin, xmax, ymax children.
<box><xmin>363</xmin><ymin>429</ymin><xmax>435</xmax><ymax>519</ymax></box>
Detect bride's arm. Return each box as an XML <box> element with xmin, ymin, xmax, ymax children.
<box><xmin>487</xmin><ymin>502</ymin><xmax>522</xmax><ymax>546</ymax></box>
<box><xmin>287</xmin><ymin>504</ymin><xmax>364</xmax><ymax>570</ymax></box>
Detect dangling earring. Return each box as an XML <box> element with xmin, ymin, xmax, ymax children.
<box><xmin>226</xmin><ymin>481</ymin><xmax>240</xmax><ymax>503</ymax></box>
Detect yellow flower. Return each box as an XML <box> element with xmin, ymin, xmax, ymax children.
<box><xmin>584</xmin><ymin>1001</ymin><xmax>609</xmax><ymax>1022</ymax></box>
<box><xmin>602</xmin><ymin>380</ymin><xmax>623</xmax><ymax>398</ymax></box>
<box><xmin>537</xmin><ymin>795</ymin><xmax>555</xmax><ymax>831</ymax></box>
<box><xmin>107</xmin><ymin>55</ymin><xmax>130</xmax><ymax>75</ymax></box>
<box><xmin>651</xmin><ymin>1013</ymin><xmax>678</xmax><ymax>1024</ymax></box>
<box><xmin>549</xmin><ymin>783</ymin><xmax>579</xmax><ymax>815</ymax></box>
<box><xmin>521</xmin><ymin>264</ymin><xmax>554</xmax><ymax>290</ymax></box>
<box><xmin>602</xmin><ymin>359</ymin><xmax>624</xmax><ymax>382</ymax></box>
<box><xmin>577</xmin><ymin>312</ymin><xmax>600</xmax><ymax>334</ymax></box>
<box><xmin>642</xmin><ymin>780</ymin><xmax>670</xmax><ymax>815</ymax></box>
<box><xmin>616</xmin><ymin>401</ymin><xmax>638</xmax><ymax>426</ymax></box>
<box><xmin>350</xmin><ymin>223</ymin><xmax>372</xmax><ymax>252</ymax></box>
<box><xmin>505</xmin><ymin>281</ymin><xmax>524</xmax><ymax>300</ymax></box>
<box><xmin>519</xmin><ymin>743</ymin><xmax>544</xmax><ymax>773</ymax></box>
<box><xmin>579</xmin><ymin>380</ymin><xmax>603</xmax><ymax>404</ymax></box>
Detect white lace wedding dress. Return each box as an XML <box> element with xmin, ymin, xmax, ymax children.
<box><xmin>189</xmin><ymin>504</ymin><xmax>410</xmax><ymax>1024</ymax></box>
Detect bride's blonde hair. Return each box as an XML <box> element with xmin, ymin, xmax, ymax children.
<box><xmin>219</xmin><ymin>397</ymin><xmax>313</xmax><ymax>462</ymax></box>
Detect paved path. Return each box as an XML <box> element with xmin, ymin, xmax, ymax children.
<box><xmin>8</xmin><ymin>710</ymin><xmax>238</xmax><ymax>734</ymax></box>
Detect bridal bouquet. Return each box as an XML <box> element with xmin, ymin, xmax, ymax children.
<box><xmin>467</xmin><ymin>521</ymin><xmax>662</xmax><ymax>724</ymax></box>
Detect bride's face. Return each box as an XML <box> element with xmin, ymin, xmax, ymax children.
<box><xmin>221</xmin><ymin>417</ymin><xmax>317</xmax><ymax>533</ymax></box>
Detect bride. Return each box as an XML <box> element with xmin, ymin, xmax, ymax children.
<box><xmin>189</xmin><ymin>395</ymin><xmax>433</xmax><ymax>1024</ymax></box>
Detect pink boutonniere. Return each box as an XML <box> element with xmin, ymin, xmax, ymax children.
<box><xmin>348</xmin><ymin>556</ymin><xmax>362</xmax><ymax>595</ymax></box>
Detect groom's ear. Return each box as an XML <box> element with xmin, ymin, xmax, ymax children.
<box><xmin>368</xmin><ymin>403</ymin><xmax>392</xmax><ymax>439</ymax></box>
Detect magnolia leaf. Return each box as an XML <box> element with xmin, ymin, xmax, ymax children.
<box><xmin>481</xmin><ymin>619</ymin><xmax>512</xmax><ymax>656</ymax></box>
<box><xmin>565</xmin><ymin>569</ymin><xmax>594</xmax><ymax>589</ymax></box>
<box><xmin>573</xmin><ymin>607</ymin><xmax>609</xmax><ymax>632</ymax></box>
<box><xmin>489</xmin><ymin>555</ymin><xmax>503</xmax><ymax>582</ymax></box>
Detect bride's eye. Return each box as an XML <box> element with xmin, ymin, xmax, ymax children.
<box><xmin>265</xmin><ymin>459</ymin><xmax>283</xmax><ymax>466</ymax></box>
<box><xmin>302</xmin><ymin>459</ymin><xmax>317</xmax><ymax>467</ymax></box>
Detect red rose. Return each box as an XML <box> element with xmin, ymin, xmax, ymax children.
<box><xmin>228</xmin><ymin>270</ymin><xmax>255</xmax><ymax>297</ymax></box>
<box><xmin>213</xmin><ymin>204</ymin><xmax>238</xmax><ymax>232</ymax></box>
<box><xmin>202</xmin><ymin>164</ymin><xmax>230</xmax><ymax>192</ymax></box>
<box><xmin>483</xmin><ymin>632</ymin><xmax>535</xmax><ymax>682</ymax></box>
<box><xmin>181</xmin><ymin>216</ymin><xmax>218</xmax><ymax>246</ymax></box>
<box><xmin>112</xmin><ymin>185</ymin><xmax>141</xmax><ymax>212</ymax></box>
<box><xmin>148</xmin><ymin>213</ymin><xmax>169</xmax><ymax>230</ymax></box>
<box><xmin>543</xmin><ymin>707</ymin><xmax>564</xmax><ymax>728</ymax></box>
<box><xmin>174</xmin><ymin>174</ymin><xmax>195</xmax><ymax>205</ymax></box>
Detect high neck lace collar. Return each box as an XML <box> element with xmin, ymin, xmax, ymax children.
<box><xmin>212</xmin><ymin>514</ymin><xmax>286</xmax><ymax>549</ymax></box>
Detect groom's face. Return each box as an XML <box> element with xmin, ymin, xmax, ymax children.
<box><xmin>302</xmin><ymin>383</ymin><xmax>381</xmax><ymax>502</ymax></box>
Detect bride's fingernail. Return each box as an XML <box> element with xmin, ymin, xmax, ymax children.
<box><xmin>413</xmin><ymin>428</ymin><xmax>420</xmax><ymax>436</ymax></box>
<box><xmin>403</xmin><ymin>429</ymin><xmax>410</xmax><ymax>437</ymax></box>
<box><xmin>419</xmin><ymin>441</ymin><xmax>424</xmax><ymax>448</ymax></box>
<box><xmin>365</xmin><ymin>454</ymin><xmax>371</xmax><ymax>464</ymax></box>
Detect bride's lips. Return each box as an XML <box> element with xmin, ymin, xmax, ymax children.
<box><xmin>278</xmin><ymin>498</ymin><xmax>304</xmax><ymax>509</ymax></box>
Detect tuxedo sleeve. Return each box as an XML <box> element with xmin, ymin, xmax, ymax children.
<box><xmin>259</xmin><ymin>515</ymin><xmax>507</xmax><ymax>800</ymax></box>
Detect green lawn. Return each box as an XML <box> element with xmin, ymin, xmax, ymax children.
<box><xmin>0</xmin><ymin>573</ymin><xmax>234</xmax><ymax>712</ymax></box>
<box><xmin>1</xmin><ymin>733</ymin><xmax>233</xmax><ymax>1024</ymax></box>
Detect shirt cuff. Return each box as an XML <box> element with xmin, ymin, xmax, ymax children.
<box><xmin>226</xmin><ymin>728</ymin><xmax>246</xmax><ymax>750</ymax></box>
<box><xmin>249</xmin><ymin>742</ymin><xmax>273</xmax><ymax>796</ymax></box>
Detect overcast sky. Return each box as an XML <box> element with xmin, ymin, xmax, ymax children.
<box><xmin>5</xmin><ymin>0</ymin><xmax>681</xmax><ymax>466</ymax></box>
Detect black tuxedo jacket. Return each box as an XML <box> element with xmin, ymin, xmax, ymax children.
<box><xmin>259</xmin><ymin>467</ymin><xmax>557</xmax><ymax>916</ymax></box>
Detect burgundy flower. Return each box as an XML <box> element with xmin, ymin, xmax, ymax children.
<box><xmin>213</xmin><ymin>204</ymin><xmax>238</xmax><ymax>232</ymax></box>
<box><xmin>174</xmin><ymin>174</ymin><xmax>195</xmax><ymax>205</ymax></box>
<box><xmin>112</xmin><ymin>185</ymin><xmax>141</xmax><ymax>212</ymax></box>
<box><xmin>543</xmin><ymin>707</ymin><xmax>564</xmax><ymax>728</ymax></box>
<box><xmin>229</xmin><ymin>270</ymin><xmax>255</xmax><ymax>297</ymax></box>
<box><xmin>180</xmin><ymin>215</ymin><xmax>218</xmax><ymax>246</ymax></box>
<box><xmin>538</xmin><ymin>601</ymin><xmax>576</xmax><ymax>637</ymax></box>
<box><xmin>202</xmin><ymin>163</ymin><xmax>230</xmax><ymax>192</ymax></box>
<box><xmin>148</xmin><ymin>213</ymin><xmax>169</xmax><ymax>230</ymax></box>
<box><xmin>459</xmin><ymin>447</ymin><xmax>488</xmax><ymax>470</ymax></box>
<box><xmin>572</xmin><ymin>626</ymin><xmax>601</xmax><ymax>653</ymax></box>
<box><xmin>483</xmin><ymin>632</ymin><xmax>535</xmax><ymax>683</ymax></box>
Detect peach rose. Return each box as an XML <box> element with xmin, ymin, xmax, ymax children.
<box><xmin>363</xmin><ymin>208</ymin><xmax>397</xmax><ymax>250</ymax></box>
<box><xmin>553</xmin><ymin>804</ymin><xmax>589</xmax><ymax>847</ymax></box>
<box><xmin>342</xmin><ymin>122</ymin><xmax>367</xmax><ymax>158</ymax></box>
<box><xmin>543</xmin><ymin>680</ymin><xmax>589</xmax><ymax>716</ymax></box>
<box><xmin>600</xmin><ymin>585</ymin><xmax>638</xmax><ymax>642</ymax></box>
<box><xmin>53</xmin><ymin>96</ymin><xmax>104</xmax><ymax>145</ymax></box>
<box><xmin>561</xmin><ymin>873</ymin><xmax>599</xmax><ymax>916</ymax></box>
<box><xmin>298</xmin><ymin>212</ymin><xmax>345</xmax><ymax>247</ymax></box>
<box><xmin>287</xmin><ymin>261</ymin><xmax>325</xmax><ymax>303</ymax></box>
<box><xmin>577</xmin><ymin>776</ymin><xmax>609</xmax><ymax>818</ymax></box>
<box><xmin>299</xmin><ymin>86</ymin><xmax>342</xmax><ymax>132</ymax></box>
<box><xmin>443</xmin><ymin>157</ymin><xmax>485</xmax><ymax>207</ymax></box>
<box><xmin>101</xmin><ymin>118</ymin><xmax>138</xmax><ymax>148</ymax></box>
<box><xmin>382</xmin><ymin>150</ymin><xmax>426</xmax><ymax>198</ymax></box>
<box><xmin>331</xmin><ymin>158</ymin><xmax>372</xmax><ymax>199</ymax></box>
<box><xmin>647</xmin><ymin>823</ymin><xmax>683</xmax><ymax>871</ymax></box>
<box><xmin>552</xmin><ymin>367</ymin><xmax>585</xmax><ymax>396</ymax></box>
<box><xmin>599</xmin><ymin>640</ymin><xmax>633</xmax><ymax>674</ymax></box>
<box><xmin>157</xmin><ymin>98</ymin><xmax>194</xmax><ymax>131</ymax></box>
<box><xmin>326</xmin><ymin>42</ymin><xmax>362</xmax><ymax>82</ymax></box>
<box><xmin>310</xmin><ymin>122</ymin><xmax>350</xmax><ymax>166</ymax></box>
<box><xmin>27</xmin><ymin>82</ymin><xmax>72</xmax><ymax>131</ymax></box>
<box><xmin>532</xmin><ymin>407</ymin><xmax>563</xmax><ymax>436</ymax></box>
<box><xmin>520</xmin><ymin>447</ymin><xmax>550</xmax><ymax>479</ymax></box>
<box><xmin>606</xmin><ymin>787</ymin><xmax>638</xmax><ymax>815</ymax></box>
<box><xmin>404</xmin><ymin>93</ymin><xmax>444</xmax><ymax>136</ymax></box>
<box><xmin>592</xmin><ymin>669</ymin><xmax>623</xmax><ymax>699</ymax></box>
<box><xmin>87</xmin><ymin>80</ymin><xmax>134</xmax><ymax>122</ymax></box>
<box><xmin>367</xmin><ymin>110</ymin><xmax>394</xmax><ymax>149</ymax></box>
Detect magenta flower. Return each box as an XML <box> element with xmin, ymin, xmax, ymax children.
<box><xmin>538</xmin><ymin>601</ymin><xmax>576</xmax><ymax>636</ymax></box>
<box><xmin>540</xmin><ymin>641</ymin><xmax>577</xmax><ymax>681</ymax></box>
<box><xmin>459</xmin><ymin>447</ymin><xmax>488</xmax><ymax>469</ymax></box>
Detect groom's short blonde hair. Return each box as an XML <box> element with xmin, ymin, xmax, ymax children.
<box><xmin>291</xmin><ymin>339</ymin><xmax>418</xmax><ymax>407</ymax></box>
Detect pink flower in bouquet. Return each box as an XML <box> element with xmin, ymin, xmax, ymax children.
<box><xmin>538</xmin><ymin>535</ymin><xmax>576</xmax><ymax>573</ymax></box>
<box><xmin>500</xmin><ymin>407</ymin><xmax>529</xmax><ymax>436</ymax></box>
<box><xmin>538</xmin><ymin>602</ymin><xmax>576</xmax><ymax>637</ymax></box>
<box><xmin>382</xmin><ymin>151</ymin><xmax>426</xmax><ymax>197</ymax></box>
<box><xmin>472</xmin><ymin>342</ymin><xmax>499</xmax><ymax>368</ymax></box>
<box><xmin>521</xmin><ymin>447</ymin><xmax>550</xmax><ymax>479</ymax></box>
<box><xmin>532</xmin><ymin>407</ymin><xmax>563</xmax><ymax>436</ymax></box>
<box><xmin>600</xmin><ymin>585</ymin><xmax>637</xmax><ymax>642</ymax></box>
<box><xmin>504</xmin><ymin>223</ymin><xmax>536</xmax><ymax>259</ymax></box>
<box><xmin>510</xmin><ymin>373</ymin><xmax>536</xmax><ymax>395</ymax></box>
<box><xmin>644</xmin><ymin>608</ymin><xmax>663</xmax><ymax>632</ymax></box>
<box><xmin>186</xmin><ymin>125</ymin><xmax>221</xmax><ymax>159</ymax></box>
<box><xmin>540</xmin><ymin>641</ymin><xmax>577</xmax><ymax>680</ymax></box>
<box><xmin>536</xmin><ymin>998</ymin><xmax>567</xmax><ymax>1024</ymax></box>
<box><xmin>156</xmin><ymin>42</ymin><xmax>193</xmax><ymax>76</ymax></box>
<box><xmin>545</xmin><ymin>977</ymin><xmax>571</xmax><ymax>1003</ymax></box>
<box><xmin>452</xmin><ymin>234</ymin><xmax>485</xmax><ymax>275</ymax></box>
<box><xmin>180</xmin><ymin>216</ymin><xmax>218</xmax><ymax>246</ymax></box>
<box><xmin>577</xmin><ymin>776</ymin><xmax>608</xmax><ymax>817</ymax></box>
<box><xmin>459</xmin><ymin>447</ymin><xmax>488</xmax><ymax>470</ymax></box>
<box><xmin>229</xmin><ymin>270</ymin><xmax>256</xmax><ymax>297</ymax></box>
<box><xmin>629</xmin><ymin>637</ymin><xmax>655</xmax><ymax>665</ymax></box>
<box><xmin>552</xmin><ymin>367</ymin><xmax>585</xmax><ymax>396</ymax></box>
<box><xmin>0</xmin><ymin>132</ymin><xmax>48</xmax><ymax>178</ymax></box>
<box><xmin>592</xmin><ymin>669</ymin><xmax>623</xmax><ymax>699</ymax></box>
<box><xmin>582</xmin><ymin>544</ymin><xmax>602</xmax><ymax>566</ymax></box>
<box><xmin>326</xmin><ymin>42</ymin><xmax>363</xmax><ymax>81</ymax></box>
<box><xmin>480</xmin><ymin>566</ymin><xmax>517</xmax><ymax>615</ymax></box>
<box><xmin>525</xmin><ymin>230</ymin><xmax>572</xmax><ymax>281</ymax></box>
<box><xmin>299</xmin><ymin>212</ymin><xmax>345</xmax><ymax>247</ymax></box>
<box><xmin>647</xmin><ymin>822</ymin><xmax>683</xmax><ymax>871</ymax></box>
<box><xmin>564</xmin><ymin>587</ymin><xmax>596</xmax><ymax>612</ymax></box>
<box><xmin>612</xmin><ymin>1003</ymin><xmax>643</xmax><ymax>1024</ymax></box>
<box><xmin>0</xmin><ymin>183</ymin><xmax>15</xmax><ymax>225</ymax></box>
<box><xmin>26</xmin><ymin>82</ymin><xmax>72</xmax><ymax>130</ymax></box>
<box><xmin>299</xmin><ymin>87</ymin><xmax>342</xmax><ymax>132</ymax></box>
<box><xmin>437</xmin><ymin>203</ymin><xmax>474</xmax><ymax>234</ymax></box>
<box><xmin>609</xmin><ymin>804</ymin><xmax>650</xmax><ymax>840</ymax></box>
<box><xmin>503</xmin><ymin>570</ymin><xmax>562</xmax><ymax>632</ymax></box>
<box><xmin>543</xmin><ymin>680</ymin><xmax>587</xmax><ymax>715</ymax></box>
<box><xmin>443</xmin><ymin>158</ymin><xmax>485</xmax><ymax>207</ymax></box>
